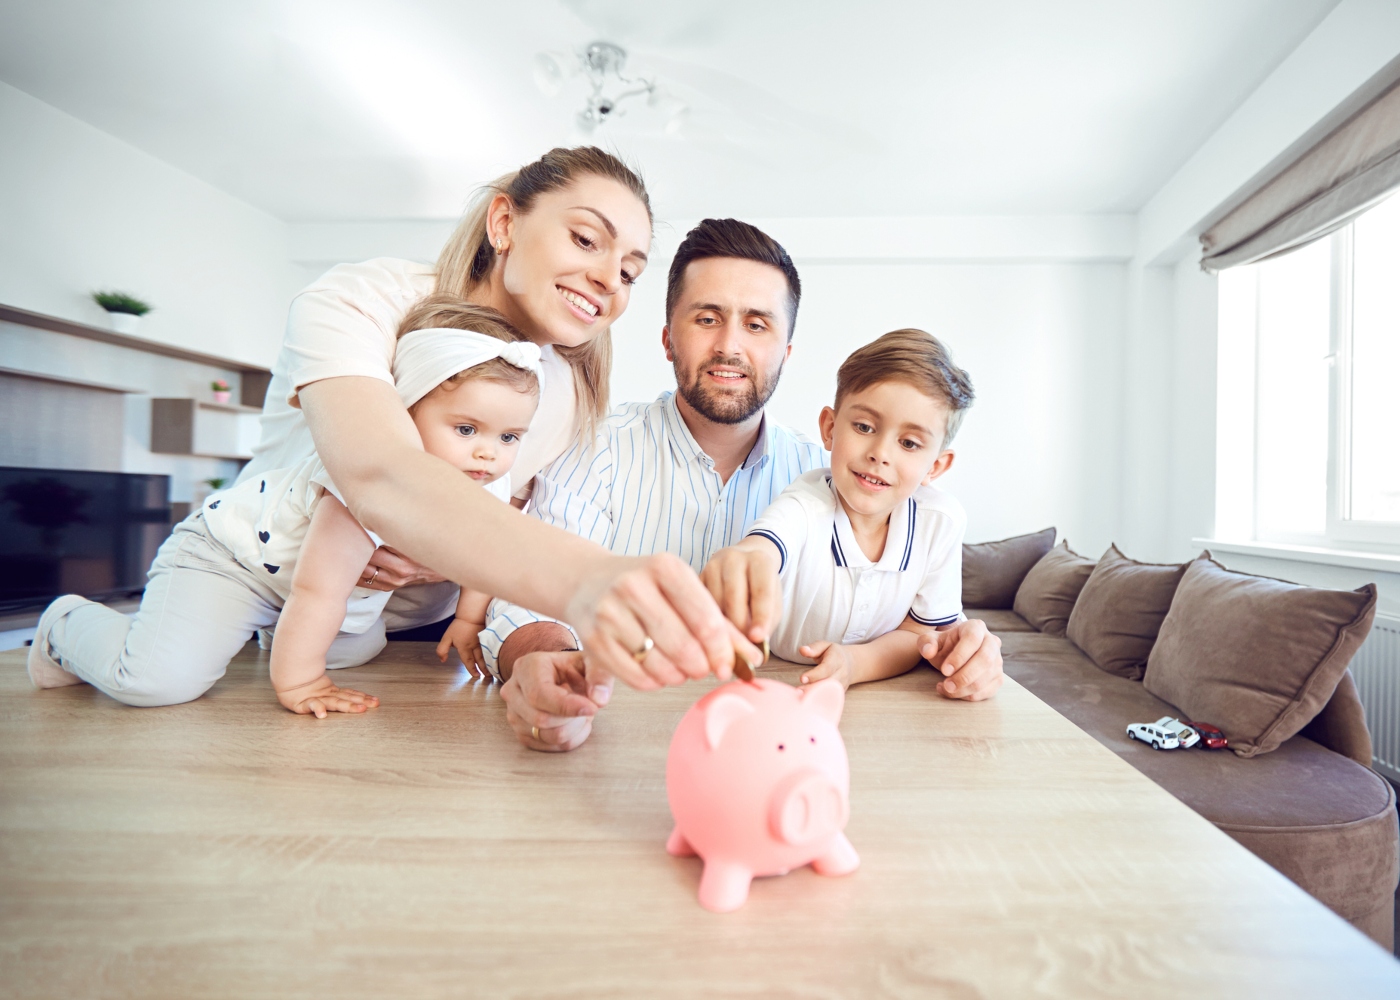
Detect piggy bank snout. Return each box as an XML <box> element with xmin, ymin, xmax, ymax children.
<box><xmin>768</xmin><ymin>769</ymin><xmax>848</xmax><ymax>847</ymax></box>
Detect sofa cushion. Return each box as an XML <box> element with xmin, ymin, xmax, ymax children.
<box><xmin>1065</xmin><ymin>544</ymin><xmax>1187</xmax><ymax>680</ymax></box>
<box><xmin>964</xmin><ymin>608</ymin><xmax>1036</xmax><ymax>633</ymax></box>
<box><xmin>1143</xmin><ymin>555</ymin><xmax>1378</xmax><ymax>758</ymax></box>
<box><xmin>1011</xmin><ymin>541</ymin><xmax>1095</xmax><ymax>637</ymax></box>
<box><xmin>1001</xmin><ymin>630</ymin><xmax>1399</xmax><ymax>933</ymax></box>
<box><xmin>962</xmin><ymin>528</ymin><xmax>1056</xmax><ymax>608</ymax></box>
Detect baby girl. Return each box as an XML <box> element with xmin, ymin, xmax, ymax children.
<box><xmin>28</xmin><ymin>298</ymin><xmax>539</xmax><ymax>716</ymax></box>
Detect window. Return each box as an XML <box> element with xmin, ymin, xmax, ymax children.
<box><xmin>1217</xmin><ymin>191</ymin><xmax>1400</xmax><ymax>552</ymax></box>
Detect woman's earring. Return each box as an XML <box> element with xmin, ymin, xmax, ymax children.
<box><xmin>495</xmin><ymin>238</ymin><xmax>505</xmax><ymax>255</ymax></box>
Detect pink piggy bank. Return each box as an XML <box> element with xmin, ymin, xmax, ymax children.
<box><xmin>665</xmin><ymin>677</ymin><xmax>859</xmax><ymax>912</ymax></box>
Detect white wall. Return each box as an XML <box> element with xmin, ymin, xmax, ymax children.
<box><xmin>0</xmin><ymin>81</ymin><xmax>299</xmax><ymax>368</ymax></box>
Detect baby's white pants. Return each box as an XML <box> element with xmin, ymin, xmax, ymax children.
<box><xmin>40</xmin><ymin>515</ymin><xmax>388</xmax><ymax>707</ymax></box>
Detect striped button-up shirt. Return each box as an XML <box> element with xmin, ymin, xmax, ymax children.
<box><xmin>481</xmin><ymin>391</ymin><xmax>825</xmax><ymax>672</ymax></box>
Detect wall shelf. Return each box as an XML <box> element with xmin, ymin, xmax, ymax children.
<box><xmin>197</xmin><ymin>400</ymin><xmax>264</xmax><ymax>415</ymax></box>
<box><xmin>151</xmin><ymin>398</ymin><xmax>259</xmax><ymax>461</ymax></box>
<box><xmin>0</xmin><ymin>365</ymin><xmax>142</xmax><ymax>395</ymax></box>
<box><xmin>0</xmin><ymin>302</ymin><xmax>272</xmax><ymax>407</ymax></box>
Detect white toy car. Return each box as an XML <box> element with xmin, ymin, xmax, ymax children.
<box><xmin>1154</xmin><ymin>716</ymin><xmax>1200</xmax><ymax>748</ymax></box>
<box><xmin>1126</xmin><ymin>722</ymin><xmax>1181</xmax><ymax>750</ymax></box>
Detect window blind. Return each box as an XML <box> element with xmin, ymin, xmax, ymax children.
<box><xmin>1200</xmin><ymin>70</ymin><xmax>1400</xmax><ymax>273</ymax></box>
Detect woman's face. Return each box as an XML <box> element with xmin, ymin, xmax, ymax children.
<box><xmin>495</xmin><ymin>175</ymin><xmax>653</xmax><ymax>349</ymax></box>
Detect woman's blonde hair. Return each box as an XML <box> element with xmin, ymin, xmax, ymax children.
<box><xmin>397</xmin><ymin>296</ymin><xmax>538</xmax><ymax>407</ymax></box>
<box><xmin>435</xmin><ymin>146</ymin><xmax>652</xmax><ymax>437</ymax></box>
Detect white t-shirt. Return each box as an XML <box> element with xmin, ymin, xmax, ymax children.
<box><xmin>746</xmin><ymin>468</ymin><xmax>966</xmax><ymax>664</ymax></box>
<box><xmin>206</xmin><ymin>455</ymin><xmax>511</xmax><ymax>632</ymax></box>
<box><xmin>239</xmin><ymin>258</ymin><xmax>579</xmax><ymax>499</ymax></box>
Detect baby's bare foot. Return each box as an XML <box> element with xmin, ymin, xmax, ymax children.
<box><xmin>27</xmin><ymin>595</ymin><xmax>89</xmax><ymax>689</ymax></box>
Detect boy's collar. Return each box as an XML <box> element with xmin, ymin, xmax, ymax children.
<box><xmin>825</xmin><ymin>474</ymin><xmax>917</xmax><ymax>572</ymax></box>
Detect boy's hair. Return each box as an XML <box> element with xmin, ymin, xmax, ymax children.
<box><xmin>665</xmin><ymin>218</ymin><xmax>801</xmax><ymax>338</ymax></box>
<box><xmin>835</xmin><ymin>329</ymin><xmax>975</xmax><ymax>448</ymax></box>
<box><xmin>396</xmin><ymin>295</ymin><xmax>539</xmax><ymax>407</ymax></box>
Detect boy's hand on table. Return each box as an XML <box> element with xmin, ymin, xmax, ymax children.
<box><xmin>275</xmin><ymin>674</ymin><xmax>380</xmax><ymax>719</ymax></box>
<box><xmin>437</xmin><ymin>618</ymin><xmax>487</xmax><ymax>676</ymax></box>
<box><xmin>798</xmin><ymin>641</ymin><xmax>858</xmax><ymax>690</ymax></box>
<box><xmin>700</xmin><ymin>539</ymin><xmax>782</xmax><ymax>644</ymax></box>
<box><xmin>917</xmin><ymin>619</ymin><xmax>1003</xmax><ymax>701</ymax></box>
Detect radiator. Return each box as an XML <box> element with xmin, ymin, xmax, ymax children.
<box><xmin>1352</xmin><ymin>613</ymin><xmax>1400</xmax><ymax>783</ymax></box>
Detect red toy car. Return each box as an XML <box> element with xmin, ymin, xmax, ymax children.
<box><xmin>1186</xmin><ymin>721</ymin><xmax>1228</xmax><ymax>749</ymax></box>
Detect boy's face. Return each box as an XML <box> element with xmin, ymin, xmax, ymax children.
<box><xmin>412</xmin><ymin>379</ymin><xmax>539</xmax><ymax>486</ymax></box>
<box><xmin>819</xmin><ymin>380</ymin><xmax>956</xmax><ymax>521</ymax></box>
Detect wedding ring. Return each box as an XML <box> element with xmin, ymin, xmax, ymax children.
<box><xmin>632</xmin><ymin>636</ymin><xmax>655</xmax><ymax>663</ymax></box>
<box><xmin>531</xmin><ymin>725</ymin><xmax>541</xmax><ymax>741</ymax></box>
<box><xmin>366</xmin><ymin>566</ymin><xmax>381</xmax><ymax>587</ymax></box>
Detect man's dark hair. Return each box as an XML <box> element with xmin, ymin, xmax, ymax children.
<box><xmin>665</xmin><ymin>218</ymin><xmax>801</xmax><ymax>338</ymax></box>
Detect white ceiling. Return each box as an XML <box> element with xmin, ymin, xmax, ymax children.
<box><xmin>0</xmin><ymin>0</ymin><xmax>1340</xmax><ymax>222</ymax></box>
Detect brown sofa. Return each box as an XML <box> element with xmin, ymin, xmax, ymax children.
<box><xmin>964</xmin><ymin>539</ymin><xmax>1400</xmax><ymax>949</ymax></box>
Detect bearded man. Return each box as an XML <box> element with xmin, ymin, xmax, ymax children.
<box><xmin>480</xmin><ymin>218</ymin><xmax>1003</xmax><ymax>751</ymax></box>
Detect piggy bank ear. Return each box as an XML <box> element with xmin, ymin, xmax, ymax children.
<box><xmin>704</xmin><ymin>693</ymin><xmax>756</xmax><ymax>750</ymax></box>
<box><xmin>799</xmin><ymin>678</ymin><xmax>844</xmax><ymax>725</ymax></box>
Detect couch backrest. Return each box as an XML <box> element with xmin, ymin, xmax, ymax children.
<box><xmin>1300</xmin><ymin>671</ymin><xmax>1373</xmax><ymax>766</ymax></box>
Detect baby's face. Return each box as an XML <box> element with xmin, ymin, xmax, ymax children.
<box><xmin>819</xmin><ymin>380</ymin><xmax>954</xmax><ymax>521</ymax></box>
<box><xmin>411</xmin><ymin>378</ymin><xmax>539</xmax><ymax>487</ymax></box>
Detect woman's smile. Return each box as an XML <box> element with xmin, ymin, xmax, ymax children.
<box><xmin>557</xmin><ymin>284</ymin><xmax>600</xmax><ymax>321</ymax></box>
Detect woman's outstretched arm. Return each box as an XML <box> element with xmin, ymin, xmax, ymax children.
<box><xmin>299</xmin><ymin>376</ymin><xmax>752</xmax><ymax>682</ymax></box>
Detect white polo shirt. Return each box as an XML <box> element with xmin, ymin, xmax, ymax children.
<box><xmin>746</xmin><ymin>468</ymin><xmax>966</xmax><ymax>664</ymax></box>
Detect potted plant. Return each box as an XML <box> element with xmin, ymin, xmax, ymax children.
<box><xmin>211</xmin><ymin>379</ymin><xmax>232</xmax><ymax>405</ymax></box>
<box><xmin>91</xmin><ymin>291</ymin><xmax>153</xmax><ymax>334</ymax></box>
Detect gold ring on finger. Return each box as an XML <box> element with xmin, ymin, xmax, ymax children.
<box><xmin>632</xmin><ymin>636</ymin><xmax>654</xmax><ymax>663</ymax></box>
<box><xmin>531</xmin><ymin>725</ymin><xmax>540</xmax><ymax>741</ymax></box>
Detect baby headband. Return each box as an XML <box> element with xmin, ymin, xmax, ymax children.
<box><xmin>392</xmin><ymin>328</ymin><xmax>544</xmax><ymax>408</ymax></box>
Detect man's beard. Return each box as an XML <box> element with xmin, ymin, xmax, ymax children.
<box><xmin>674</xmin><ymin>354</ymin><xmax>781</xmax><ymax>425</ymax></box>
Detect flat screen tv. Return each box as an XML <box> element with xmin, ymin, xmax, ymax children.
<box><xmin>0</xmin><ymin>466</ymin><xmax>171</xmax><ymax>615</ymax></box>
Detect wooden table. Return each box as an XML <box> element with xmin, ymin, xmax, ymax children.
<box><xmin>3</xmin><ymin>643</ymin><xmax>1398</xmax><ymax>998</ymax></box>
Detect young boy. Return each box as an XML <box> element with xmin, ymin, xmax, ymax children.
<box><xmin>703</xmin><ymin>328</ymin><xmax>994</xmax><ymax>695</ymax></box>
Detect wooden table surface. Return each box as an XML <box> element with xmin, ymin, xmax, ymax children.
<box><xmin>2</xmin><ymin>642</ymin><xmax>1398</xmax><ymax>999</ymax></box>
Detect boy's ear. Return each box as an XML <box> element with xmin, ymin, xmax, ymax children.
<box><xmin>818</xmin><ymin>406</ymin><xmax>837</xmax><ymax>451</ymax></box>
<box><xmin>661</xmin><ymin>326</ymin><xmax>675</xmax><ymax>363</ymax></box>
<box><xmin>923</xmin><ymin>449</ymin><xmax>955</xmax><ymax>485</ymax></box>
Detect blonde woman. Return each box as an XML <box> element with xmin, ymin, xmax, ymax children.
<box><xmin>246</xmin><ymin>147</ymin><xmax>754</xmax><ymax>745</ymax></box>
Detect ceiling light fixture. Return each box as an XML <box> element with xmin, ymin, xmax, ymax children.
<box><xmin>533</xmin><ymin>41</ymin><xmax>686</xmax><ymax>134</ymax></box>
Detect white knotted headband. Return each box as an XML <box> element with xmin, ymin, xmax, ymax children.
<box><xmin>392</xmin><ymin>328</ymin><xmax>544</xmax><ymax>408</ymax></box>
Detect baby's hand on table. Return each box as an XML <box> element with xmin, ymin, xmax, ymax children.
<box><xmin>799</xmin><ymin>641</ymin><xmax>859</xmax><ymax>690</ymax></box>
<box><xmin>276</xmin><ymin>674</ymin><xmax>379</xmax><ymax>718</ymax></box>
<box><xmin>437</xmin><ymin>618</ymin><xmax>487</xmax><ymax>676</ymax></box>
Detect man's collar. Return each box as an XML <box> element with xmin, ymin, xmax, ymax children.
<box><xmin>660</xmin><ymin>390</ymin><xmax>772</xmax><ymax>472</ymax></box>
<box><xmin>740</xmin><ymin>411</ymin><xmax>772</xmax><ymax>470</ymax></box>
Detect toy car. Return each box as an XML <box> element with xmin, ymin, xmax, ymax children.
<box><xmin>1153</xmin><ymin>717</ymin><xmax>1200</xmax><ymax>749</ymax></box>
<box><xmin>1126</xmin><ymin>722</ymin><xmax>1180</xmax><ymax>750</ymax></box>
<box><xmin>1185</xmin><ymin>720</ymin><xmax>1228</xmax><ymax>749</ymax></box>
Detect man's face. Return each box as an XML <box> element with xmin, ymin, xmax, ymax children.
<box><xmin>663</xmin><ymin>257</ymin><xmax>794</xmax><ymax>425</ymax></box>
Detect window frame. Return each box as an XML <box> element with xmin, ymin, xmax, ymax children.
<box><xmin>1220</xmin><ymin>220</ymin><xmax>1400</xmax><ymax>555</ymax></box>
<box><xmin>1326</xmin><ymin>226</ymin><xmax>1400</xmax><ymax>549</ymax></box>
